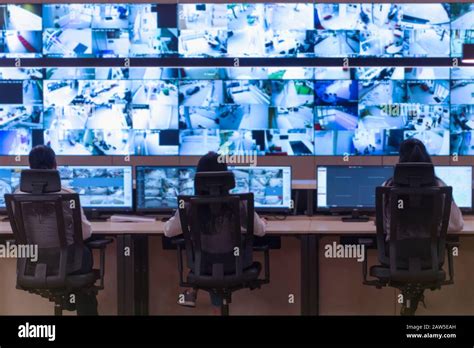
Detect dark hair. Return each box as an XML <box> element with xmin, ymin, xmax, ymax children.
<box><xmin>196</xmin><ymin>151</ymin><xmax>228</xmax><ymax>173</ymax></box>
<box><xmin>29</xmin><ymin>145</ymin><xmax>57</xmax><ymax>170</ymax></box>
<box><xmin>193</xmin><ymin>152</ymin><xmax>233</xmax><ymax>233</ymax></box>
<box><xmin>398</xmin><ymin>138</ymin><xmax>432</xmax><ymax>163</ymax></box>
<box><xmin>194</xmin><ymin>151</ymin><xmax>229</xmax><ymax>195</ymax></box>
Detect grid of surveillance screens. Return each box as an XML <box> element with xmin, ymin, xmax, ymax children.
<box><xmin>317</xmin><ymin>165</ymin><xmax>473</xmax><ymax>210</ymax></box>
<box><xmin>135</xmin><ymin>166</ymin><xmax>292</xmax><ymax>211</ymax></box>
<box><xmin>0</xmin><ymin>166</ymin><xmax>133</xmax><ymax>210</ymax></box>
<box><xmin>0</xmin><ymin>3</ymin><xmax>472</xmax><ymax>58</ymax></box>
<box><xmin>2</xmin><ymin>66</ymin><xmax>474</xmax><ymax>156</ymax></box>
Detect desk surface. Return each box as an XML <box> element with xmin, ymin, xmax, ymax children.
<box><xmin>1</xmin><ymin>216</ymin><xmax>474</xmax><ymax>236</ymax></box>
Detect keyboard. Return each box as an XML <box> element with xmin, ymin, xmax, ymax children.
<box><xmin>109</xmin><ymin>215</ymin><xmax>156</xmax><ymax>223</ymax></box>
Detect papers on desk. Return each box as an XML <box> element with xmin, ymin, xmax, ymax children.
<box><xmin>109</xmin><ymin>215</ymin><xmax>156</xmax><ymax>223</ymax></box>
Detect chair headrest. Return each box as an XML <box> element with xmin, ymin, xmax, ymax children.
<box><xmin>393</xmin><ymin>163</ymin><xmax>435</xmax><ymax>187</ymax></box>
<box><xmin>20</xmin><ymin>170</ymin><xmax>61</xmax><ymax>194</ymax></box>
<box><xmin>194</xmin><ymin>171</ymin><xmax>235</xmax><ymax>196</ymax></box>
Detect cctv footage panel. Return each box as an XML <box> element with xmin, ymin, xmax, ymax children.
<box><xmin>0</xmin><ymin>165</ymin><xmax>132</xmax><ymax>210</ymax></box>
<box><xmin>42</xmin><ymin>4</ymin><xmax>178</xmax><ymax>57</ymax></box>
<box><xmin>0</xmin><ymin>166</ymin><xmax>24</xmax><ymax>208</ymax></box>
<box><xmin>135</xmin><ymin>166</ymin><xmax>292</xmax><ymax>211</ymax></box>
<box><xmin>0</xmin><ymin>68</ymin><xmax>43</xmax><ymax>155</ymax></box>
<box><xmin>58</xmin><ymin>166</ymin><xmax>133</xmax><ymax>209</ymax></box>
<box><xmin>314</xmin><ymin>66</ymin><xmax>453</xmax><ymax>156</ymax></box>
<box><xmin>42</xmin><ymin>71</ymin><xmax>179</xmax><ymax>155</ymax></box>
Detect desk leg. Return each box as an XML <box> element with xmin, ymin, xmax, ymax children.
<box><xmin>300</xmin><ymin>234</ymin><xmax>319</xmax><ymax>315</ymax></box>
<box><xmin>116</xmin><ymin>234</ymin><xmax>149</xmax><ymax>315</ymax></box>
<box><xmin>134</xmin><ymin>235</ymin><xmax>149</xmax><ymax>316</ymax></box>
<box><xmin>293</xmin><ymin>189</ymin><xmax>299</xmax><ymax>216</ymax></box>
<box><xmin>306</xmin><ymin>190</ymin><xmax>314</xmax><ymax>216</ymax></box>
<box><xmin>117</xmin><ymin>234</ymin><xmax>133</xmax><ymax>315</ymax></box>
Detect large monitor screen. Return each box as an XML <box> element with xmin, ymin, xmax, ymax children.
<box><xmin>0</xmin><ymin>3</ymin><xmax>473</xmax><ymax>157</ymax></box>
<box><xmin>0</xmin><ymin>166</ymin><xmax>133</xmax><ymax>210</ymax></box>
<box><xmin>135</xmin><ymin>165</ymin><xmax>292</xmax><ymax>211</ymax></box>
<box><xmin>36</xmin><ymin>66</ymin><xmax>474</xmax><ymax>157</ymax></box>
<box><xmin>317</xmin><ymin>165</ymin><xmax>393</xmax><ymax>210</ymax></box>
<box><xmin>0</xmin><ymin>3</ymin><xmax>472</xmax><ymax>59</ymax></box>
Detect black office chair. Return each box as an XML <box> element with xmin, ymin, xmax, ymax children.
<box><xmin>173</xmin><ymin>171</ymin><xmax>270</xmax><ymax>316</ymax></box>
<box><xmin>4</xmin><ymin>169</ymin><xmax>112</xmax><ymax>315</ymax></box>
<box><xmin>363</xmin><ymin>163</ymin><xmax>456</xmax><ymax>315</ymax></box>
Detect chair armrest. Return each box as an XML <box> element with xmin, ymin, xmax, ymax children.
<box><xmin>253</xmin><ymin>244</ymin><xmax>270</xmax><ymax>252</ymax></box>
<box><xmin>170</xmin><ymin>237</ymin><xmax>185</xmax><ymax>246</ymax></box>
<box><xmin>445</xmin><ymin>240</ymin><xmax>459</xmax><ymax>284</ymax></box>
<box><xmin>86</xmin><ymin>238</ymin><xmax>113</xmax><ymax>249</ymax></box>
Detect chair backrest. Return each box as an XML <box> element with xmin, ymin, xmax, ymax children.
<box><xmin>4</xmin><ymin>170</ymin><xmax>85</xmax><ymax>289</ymax></box>
<box><xmin>178</xmin><ymin>171</ymin><xmax>255</xmax><ymax>287</ymax></box>
<box><xmin>375</xmin><ymin>163</ymin><xmax>452</xmax><ymax>283</ymax></box>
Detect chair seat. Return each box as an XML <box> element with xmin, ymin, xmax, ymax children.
<box><xmin>64</xmin><ymin>271</ymin><xmax>98</xmax><ymax>289</ymax></box>
<box><xmin>370</xmin><ymin>265</ymin><xmax>446</xmax><ymax>283</ymax></box>
<box><xmin>187</xmin><ymin>262</ymin><xmax>262</xmax><ymax>288</ymax></box>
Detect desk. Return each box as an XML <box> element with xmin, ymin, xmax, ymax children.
<box><xmin>1</xmin><ymin>216</ymin><xmax>473</xmax><ymax>316</ymax></box>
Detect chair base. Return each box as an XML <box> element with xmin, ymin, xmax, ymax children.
<box><xmin>22</xmin><ymin>287</ymin><xmax>99</xmax><ymax>316</ymax></box>
<box><xmin>400</xmin><ymin>285</ymin><xmax>425</xmax><ymax>316</ymax></box>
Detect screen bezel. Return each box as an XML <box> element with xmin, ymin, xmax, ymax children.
<box><xmin>135</xmin><ymin>165</ymin><xmax>292</xmax><ymax>213</ymax></box>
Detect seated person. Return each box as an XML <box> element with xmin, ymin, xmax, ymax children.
<box><xmin>383</xmin><ymin>138</ymin><xmax>464</xmax><ymax>239</ymax></box>
<box><xmin>16</xmin><ymin>145</ymin><xmax>97</xmax><ymax>315</ymax></box>
<box><xmin>164</xmin><ymin>152</ymin><xmax>267</xmax><ymax>309</ymax></box>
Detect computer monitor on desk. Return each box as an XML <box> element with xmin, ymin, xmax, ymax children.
<box><xmin>434</xmin><ymin>166</ymin><xmax>473</xmax><ymax>212</ymax></box>
<box><xmin>0</xmin><ymin>166</ymin><xmax>26</xmax><ymax>213</ymax></box>
<box><xmin>135</xmin><ymin>166</ymin><xmax>292</xmax><ymax>213</ymax></box>
<box><xmin>317</xmin><ymin>165</ymin><xmax>473</xmax><ymax>221</ymax></box>
<box><xmin>0</xmin><ymin>166</ymin><xmax>133</xmax><ymax>217</ymax></box>
<box><xmin>58</xmin><ymin>166</ymin><xmax>134</xmax><ymax>217</ymax></box>
<box><xmin>317</xmin><ymin>166</ymin><xmax>393</xmax><ymax>222</ymax></box>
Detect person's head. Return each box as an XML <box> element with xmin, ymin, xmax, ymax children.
<box><xmin>398</xmin><ymin>138</ymin><xmax>432</xmax><ymax>163</ymax></box>
<box><xmin>28</xmin><ymin>145</ymin><xmax>57</xmax><ymax>170</ymax></box>
<box><xmin>196</xmin><ymin>151</ymin><xmax>228</xmax><ymax>173</ymax></box>
<box><xmin>195</xmin><ymin>152</ymin><xmax>229</xmax><ymax>195</ymax></box>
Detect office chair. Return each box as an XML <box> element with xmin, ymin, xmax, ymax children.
<box><xmin>363</xmin><ymin>163</ymin><xmax>456</xmax><ymax>315</ymax></box>
<box><xmin>173</xmin><ymin>171</ymin><xmax>270</xmax><ymax>316</ymax></box>
<box><xmin>4</xmin><ymin>169</ymin><xmax>112</xmax><ymax>316</ymax></box>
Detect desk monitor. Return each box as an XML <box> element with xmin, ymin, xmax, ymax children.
<box><xmin>434</xmin><ymin>166</ymin><xmax>472</xmax><ymax>211</ymax></box>
<box><xmin>58</xmin><ymin>166</ymin><xmax>133</xmax><ymax>212</ymax></box>
<box><xmin>135</xmin><ymin>165</ymin><xmax>292</xmax><ymax>212</ymax></box>
<box><xmin>0</xmin><ymin>165</ymin><xmax>133</xmax><ymax>212</ymax></box>
<box><xmin>317</xmin><ymin>165</ymin><xmax>393</xmax><ymax>220</ymax></box>
<box><xmin>317</xmin><ymin>165</ymin><xmax>473</xmax><ymax>218</ymax></box>
<box><xmin>0</xmin><ymin>166</ymin><xmax>26</xmax><ymax>211</ymax></box>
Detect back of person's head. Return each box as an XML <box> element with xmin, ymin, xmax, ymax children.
<box><xmin>196</xmin><ymin>151</ymin><xmax>228</xmax><ymax>173</ymax></box>
<box><xmin>29</xmin><ymin>145</ymin><xmax>57</xmax><ymax>170</ymax></box>
<box><xmin>195</xmin><ymin>152</ymin><xmax>229</xmax><ymax>195</ymax></box>
<box><xmin>193</xmin><ymin>152</ymin><xmax>235</xmax><ymax>239</ymax></box>
<box><xmin>398</xmin><ymin>138</ymin><xmax>432</xmax><ymax>163</ymax></box>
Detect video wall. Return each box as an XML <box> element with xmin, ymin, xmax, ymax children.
<box><xmin>1</xmin><ymin>3</ymin><xmax>472</xmax><ymax>58</ymax></box>
<box><xmin>0</xmin><ymin>3</ymin><xmax>473</xmax><ymax>157</ymax></box>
